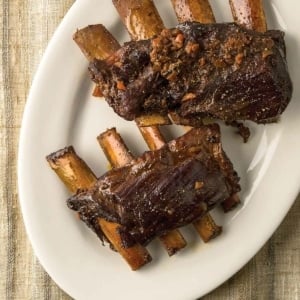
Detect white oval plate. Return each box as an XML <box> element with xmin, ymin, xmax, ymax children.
<box><xmin>18</xmin><ymin>0</ymin><xmax>300</xmax><ymax>299</ymax></box>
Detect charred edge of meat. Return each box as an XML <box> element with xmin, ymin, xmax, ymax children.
<box><xmin>67</xmin><ymin>193</ymin><xmax>114</xmax><ymax>249</ymax></box>
<box><xmin>67</xmin><ymin>124</ymin><xmax>240</xmax><ymax>248</ymax></box>
<box><xmin>89</xmin><ymin>22</ymin><xmax>292</xmax><ymax>125</ymax></box>
<box><xmin>226</xmin><ymin>121</ymin><xmax>251</xmax><ymax>143</ymax></box>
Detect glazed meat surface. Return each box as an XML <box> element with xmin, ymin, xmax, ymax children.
<box><xmin>68</xmin><ymin>124</ymin><xmax>240</xmax><ymax>247</ymax></box>
<box><xmin>89</xmin><ymin>22</ymin><xmax>292</xmax><ymax>124</ymax></box>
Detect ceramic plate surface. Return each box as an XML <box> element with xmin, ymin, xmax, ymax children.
<box><xmin>18</xmin><ymin>0</ymin><xmax>300</xmax><ymax>299</ymax></box>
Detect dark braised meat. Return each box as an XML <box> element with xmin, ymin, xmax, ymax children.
<box><xmin>67</xmin><ymin>124</ymin><xmax>240</xmax><ymax>247</ymax></box>
<box><xmin>89</xmin><ymin>22</ymin><xmax>292</xmax><ymax>124</ymax></box>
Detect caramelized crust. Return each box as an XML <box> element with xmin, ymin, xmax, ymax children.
<box><xmin>90</xmin><ymin>22</ymin><xmax>292</xmax><ymax>124</ymax></box>
<box><xmin>67</xmin><ymin>125</ymin><xmax>240</xmax><ymax>247</ymax></box>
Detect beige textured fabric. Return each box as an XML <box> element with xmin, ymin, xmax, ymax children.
<box><xmin>0</xmin><ymin>1</ymin><xmax>299</xmax><ymax>299</ymax></box>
